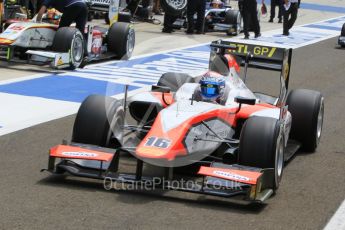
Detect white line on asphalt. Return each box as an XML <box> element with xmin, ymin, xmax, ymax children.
<box><xmin>324</xmin><ymin>199</ymin><xmax>345</xmax><ymax>230</ymax></box>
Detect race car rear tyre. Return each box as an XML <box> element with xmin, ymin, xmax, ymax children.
<box><xmin>341</xmin><ymin>23</ymin><xmax>345</xmax><ymax>36</ymax></box>
<box><xmin>108</xmin><ymin>22</ymin><xmax>135</xmax><ymax>60</ymax></box>
<box><xmin>119</xmin><ymin>12</ymin><xmax>132</xmax><ymax>23</ymax></box>
<box><xmin>239</xmin><ymin>117</ymin><xmax>284</xmax><ymax>190</ymax></box>
<box><xmin>51</xmin><ymin>27</ymin><xmax>85</xmax><ymax>69</ymax></box>
<box><xmin>72</xmin><ymin>95</ymin><xmax>124</xmax><ymax>148</ymax></box>
<box><xmin>160</xmin><ymin>0</ymin><xmax>187</xmax><ymax>16</ymax></box>
<box><xmin>106</xmin><ymin>12</ymin><xmax>131</xmax><ymax>24</ymax></box>
<box><xmin>157</xmin><ymin>72</ymin><xmax>194</xmax><ymax>92</ymax></box>
<box><xmin>225</xmin><ymin>10</ymin><xmax>242</xmax><ymax>36</ymax></box>
<box><xmin>286</xmin><ymin>89</ymin><xmax>324</xmax><ymax>152</ymax></box>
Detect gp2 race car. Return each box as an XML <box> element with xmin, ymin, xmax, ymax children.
<box><xmin>172</xmin><ymin>1</ymin><xmax>242</xmax><ymax>36</ymax></box>
<box><xmin>338</xmin><ymin>23</ymin><xmax>345</xmax><ymax>47</ymax></box>
<box><xmin>85</xmin><ymin>0</ymin><xmax>132</xmax><ymax>24</ymax></box>
<box><xmin>0</xmin><ymin>1</ymin><xmax>135</xmax><ymax>69</ymax></box>
<box><xmin>42</xmin><ymin>40</ymin><xmax>324</xmax><ymax>203</ymax></box>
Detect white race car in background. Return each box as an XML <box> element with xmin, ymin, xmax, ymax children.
<box><xmin>0</xmin><ymin>1</ymin><xmax>135</xmax><ymax>69</ymax></box>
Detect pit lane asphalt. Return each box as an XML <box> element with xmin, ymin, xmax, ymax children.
<box><xmin>1</xmin><ymin>36</ymin><xmax>345</xmax><ymax>230</ymax></box>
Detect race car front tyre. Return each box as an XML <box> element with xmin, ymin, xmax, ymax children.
<box><xmin>72</xmin><ymin>95</ymin><xmax>124</xmax><ymax>148</ymax></box>
<box><xmin>51</xmin><ymin>27</ymin><xmax>85</xmax><ymax>69</ymax></box>
<box><xmin>108</xmin><ymin>22</ymin><xmax>135</xmax><ymax>60</ymax></box>
<box><xmin>340</xmin><ymin>23</ymin><xmax>345</xmax><ymax>47</ymax></box>
<box><xmin>160</xmin><ymin>0</ymin><xmax>187</xmax><ymax>16</ymax></box>
<box><xmin>157</xmin><ymin>72</ymin><xmax>194</xmax><ymax>92</ymax></box>
<box><xmin>286</xmin><ymin>89</ymin><xmax>324</xmax><ymax>152</ymax></box>
<box><xmin>239</xmin><ymin>117</ymin><xmax>284</xmax><ymax>190</ymax></box>
<box><xmin>225</xmin><ymin>10</ymin><xmax>242</xmax><ymax>36</ymax></box>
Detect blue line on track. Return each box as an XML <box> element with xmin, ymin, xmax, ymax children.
<box><xmin>0</xmin><ymin>75</ymin><xmax>139</xmax><ymax>103</ymax></box>
<box><xmin>303</xmin><ymin>24</ymin><xmax>341</xmax><ymax>31</ymax></box>
<box><xmin>263</xmin><ymin>0</ymin><xmax>345</xmax><ymax>14</ymax></box>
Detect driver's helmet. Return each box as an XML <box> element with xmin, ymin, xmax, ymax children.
<box><xmin>47</xmin><ymin>8</ymin><xmax>61</xmax><ymax>24</ymax></box>
<box><xmin>199</xmin><ymin>71</ymin><xmax>226</xmax><ymax>101</ymax></box>
<box><xmin>210</xmin><ymin>0</ymin><xmax>224</xmax><ymax>8</ymax></box>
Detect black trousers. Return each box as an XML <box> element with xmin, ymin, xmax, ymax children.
<box><xmin>163</xmin><ymin>13</ymin><xmax>178</xmax><ymax>29</ymax></box>
<box><xmin>59</xmin><ymin>2</ymin><xmax>88</xmax><ymax>34</ymax></box>
<box><xmin>242</xmin><ymin>0</ymin><xmax>260</xmax><ymax>36</ymax></box>
<box><xmin>187</xmin><ymin>0</ymin><xmax>206</xmax><ymax>32</ymax></box>
<box><xmin>283</xmin><ymin>2</ymin><xmax>299</xmax><ymax>34</ymax></box>
<box><xmin>270</xmin><ymin>0</ymin><xmax>283</xmax><ymax>20</ymax></box>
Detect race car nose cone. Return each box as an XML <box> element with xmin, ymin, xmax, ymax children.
<box><xmin>0</xmin><ymin>38</ymin><xmax>14</xmax><ymax>45</ymax></box>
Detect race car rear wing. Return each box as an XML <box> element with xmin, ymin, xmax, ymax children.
<box><xmin>209</xmin><ymin>40</ymin><xmax>293</xmax><ymax>89</ymax></box>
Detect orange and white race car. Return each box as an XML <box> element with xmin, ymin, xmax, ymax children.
<box><xmin>42</xmin><ymin>41</ymin><xmax>324</xmax><ymax>203</ymax></box>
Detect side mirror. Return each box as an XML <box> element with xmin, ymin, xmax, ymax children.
<box><xmin>234</xmin><ymin>96</ymin><xmax>256</xmax><ymax>105</ymax></box>
<box><xmin>151</xmin><ymin>85</ymin><xmax>171</xmax><ymax>93</ymax></box>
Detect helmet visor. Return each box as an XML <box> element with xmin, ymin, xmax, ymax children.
<box><xmin>201</xmin><ymin>84</ymin><xmax>219</xmax><ymax>98</ymax></box>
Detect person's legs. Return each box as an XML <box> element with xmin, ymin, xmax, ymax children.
<box><xmin>153</xmin><ymin>0</ymin><xmax>162</xmax><ymax>14</ymax></box>
<box><xmin>249</xmin><ymin>1</ymin><xmax>260</xmax><ymax>36</ymax></box>
<box><xmin>74</xmin><ymin>3</ymin><xmax>88</xmax><ymax>34</ymax></box>
<box><xmin>288</xmin><ymin>3</ymin><xmax>298</xmax><ymax>30</ymax></box>
<box><xmin>195</xmin><ymin>0</ymin><xmax>206</xmax><ymax>33</ymax></box>
<box><xmin>242</xmin><ymin>7</ymin><xmax>250</xmax><ymax>38</ymax></box>
<box><xmin>278</xmin><ymin>0</ymin><xmax>283</xmax><ymax>22</ymax></box>
<box><xmin>283</xmin><ymin>6</ymin><xmax>290</xmax><ymax>35</ymax></box>
<box><xmin>162</xmin><ymin>13</ymin><xmax>177</xmax><ymax>32</ymax></box>
<box><xmin>186</xmin><ymin>0</ymin><xmax>195</xmax><ymax>33</ymax></box>
<box><xmin>59</xmin><ymin>3</ymin><xmax>87</xmax><ymax>34</ymax></box>
<box><xmin>59</xmin><ymin>11</ymin><xmax>75</xmax><ymax>28</ymax></box>
<box><xmin>269</xmin><ymin>0</ymin><xmax>276</xmax><ymax>21</ymax></box>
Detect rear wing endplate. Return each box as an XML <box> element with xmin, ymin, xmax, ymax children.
<box><xmin>209</xmin><ymin>40</ymin><xmax>293</xmax><ymax>89</ymax></box>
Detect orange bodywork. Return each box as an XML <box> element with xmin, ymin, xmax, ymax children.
<box><xmin>136</xmin><ymin>101</ymin><xmax>276</xmax><ymax>161</ymax></box>
<box><xmin>224</xmin><ymin>54</ymin><xmax>240</xmax><ymax>73</ymax></box>
<box><xmin>0</xmin><ymin>38</ymin><xmax>14</xmax><ymax>45</ymax></box>
<box><xmin>50</xmin><ymin>145</ymin><xmax>114</xmax><ymax>162</ymax></box>
<box><xmin>198</xmin><ymin>166</ymin><xmax>262</xmax><ymax>185</ymax></box>
<box><xmin>151</xmin><ymin>92</ymin><xmax>174</xmax><ymax>107</ymax></box>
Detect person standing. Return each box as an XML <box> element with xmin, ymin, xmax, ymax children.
<box><xmin>162</xmin><ymin>12</ymin><xmax>178</xmax><ymax>33</ymax></box>
<box><xmin>241</xmin><ymin>0</ymin><xmax>261</xmax><ymax>39</ymax></box>
<box><xmin>153</xmin><ymin>0</ymin><xmax>162</xmax><ymax>15</ymax></box>
<box><xmin>186</xmin><ymin>0</ymin><xmax>206</xmax><ymax>34</ymax></box>
<box><xmin>36</xmin><ymin>0</ymin><xmax>88</xmax><ymax>34</ymax></box>
<box><xmin>283</xmin><ymin>0</ymin><xmax>301</xmax><ymax>36</ymax></box>
<box><xmin>269</xmin><ymin>0</ymin><xmax>283</xmax><ymax>23</ymax></box>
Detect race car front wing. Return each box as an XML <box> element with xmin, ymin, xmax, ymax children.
<box><xmin>26</xmin><ymin>50</ymin><xmax>71</xmax><ymax>69</ymax></box>
<box><xmin>42</xmin><ymin>142</ymin><xmax>275</xmax><ymax>203</ymax></box>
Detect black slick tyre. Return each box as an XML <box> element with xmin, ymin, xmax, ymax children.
<box><xmin>239</xmin><ymin>117</ymin><xmax>284</xmax><ymax>190</ymax></box>
<box><xmin>72</xmin><ymin>95</ymin><xmax>124</xmax><ymax>148</ymax></box>
<box><xmin>286</xmin><ymin>89</ymin><xmax>324</xmax><ymax>152</ymax></box>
